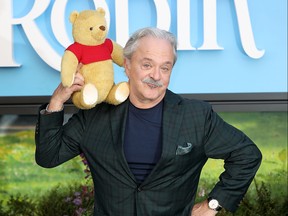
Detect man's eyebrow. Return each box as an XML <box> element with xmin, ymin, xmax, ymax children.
<box><xmin>142</xmin><ymin>57</ymin><xmax>153</xmax><ymax>62</ymax></box>
<box><xmin>163</xmin><ymin>61</ymin><xmax>173</xmax><ymax>65</ymax></box>
<box><xmin>142</xmin><ymin>57</ymin><xmax>173</xmax><ymax>65</ymax></box>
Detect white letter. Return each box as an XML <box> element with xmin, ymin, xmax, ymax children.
<box><xmin>177</xmin><ymin>0</ymin><xmax>196</xmax><ymax>50</ymax></box>
<box><xmin>51</xmin><ymin>0</ymin><xmax>72</xmax><ymax>48</ymax></box>
<box><xmin>115</xmin><ymin>0</ymin><xmax>129</xmax><ymax>47</ymax></box>
<box><xmin>198</xmin><ymin>0</ymin><xmax>224</xmax><ymax>50</ymax></box>
<box><xmin>13</xmin><ymin>0</ymin><xmax>62</xmax><ymax>70</ymax></box>
<box><xmin>234</xmin><ymin>0</ymin><xmax>265</xmax><ymax>59</ymax></box>
<box><xmin>0</xmin><ymin>0</ymin><xmax>20</xmax><ymax>67</ymax></box>
<box><xmin>154</xmin><ymin>0</ymin><xmax>171</xmax><ymax>30</ymax></box>
<box><xmin>115</xmin><ymin>0</ymin><xmax>171</xmax><ymax>47</ymax></box>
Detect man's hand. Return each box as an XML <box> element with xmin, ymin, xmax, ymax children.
<box><xmin>48</xmin><ymin>71</ymin><xmax>84</xmax><ymax>111</ymax></box>
<box><xmin>191</xmin><ymin>200</ymin><xmax>218</xmax><ymax>216</ymax></box>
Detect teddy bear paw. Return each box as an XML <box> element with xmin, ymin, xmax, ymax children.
<box><xmin>83</xmin><ymin>83</ymin><xmax>98</xmax><ymax>106</ymax></box>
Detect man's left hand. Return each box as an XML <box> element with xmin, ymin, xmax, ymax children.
<box><xmin>191</xmin><ymin>199</ymin><xmax>218</xmax><ymax>216</ymax></box>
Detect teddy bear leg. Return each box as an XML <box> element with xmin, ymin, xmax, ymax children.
<box><xmin>72</xmin><ymin>91</ymin><xmax>87</xmax><ymax>109</ymax></box>
<box><xmin>72</xmin><ymin>83</ymin><xmax>99</xmax><ymax>109</ymax></box>
<box><xmin>105</xmin><ymin>82</ymin><xmax>129</xmax><ymax>105</ymax></box>
<box><xmin>81</xmin><ymin>83</ymin><xmax>99</xmax><ymax>108</ymax></box>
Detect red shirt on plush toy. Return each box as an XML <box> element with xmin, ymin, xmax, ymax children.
<box><xmin>66</xmin><ymin>39</ymin><xmax>113</xmax><ymax>64</ymax></box>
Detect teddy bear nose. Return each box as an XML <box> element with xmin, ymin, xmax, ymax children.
<box><xmin>99</xmin><ymin>25</ymin><xmax>106</xmax><ymax>31</ymax></box>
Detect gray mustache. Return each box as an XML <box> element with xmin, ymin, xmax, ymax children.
<box><xmin>142</xmin><ymin>78</ymin><xmax>163</xmax><ymax>87</ymax></box>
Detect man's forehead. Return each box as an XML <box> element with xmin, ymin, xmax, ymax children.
<box><xmin>140</xmin><ymin>57</ymin><xmax>173</xmax><ymax>65</ymax></box>
<box><xmin>135</xmin><ymin>40</ymin><xmax>174</xmax><ymax>63</ymax></box>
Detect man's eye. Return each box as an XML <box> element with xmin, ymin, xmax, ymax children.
<box><xmin>161</xmin><ymin>67</ymin><xmax>169</xmax><ymax>71</ymax></box>
<box><xmin>161</xmin><ymin>66</ymin><xmax>170</xmax><ymax>72</ymax></box>
<box><xmin>142</xmin><ymin>64</ymin><xmax>152</xmax><ymax>69</ymax></box>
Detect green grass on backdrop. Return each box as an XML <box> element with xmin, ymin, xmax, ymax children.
<box><xmin>0</xmin><ymin>130</ymin><xmax>85</xmax><ymax>202</ymax></box>
<box><xmin>0</xmin><ymin>112</ymin><xmax>287</xmax><ymax>206</ymax></box>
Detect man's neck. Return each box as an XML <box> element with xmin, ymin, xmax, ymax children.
<box><xmin>128</xmin><ymin>95</ymin><xmax>165</xmax><ymax>109</ymax></box>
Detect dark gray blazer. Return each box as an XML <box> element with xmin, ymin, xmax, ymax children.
<box><xmin>35</xmin><ymin>90</ymin><xmax>262</xmax><ymax>216</ymax></box>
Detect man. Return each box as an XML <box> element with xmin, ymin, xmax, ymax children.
<box><xmin>35</xmin><ymin>27</ymin><xmax>262</xmax><ymax>216</ymax></box>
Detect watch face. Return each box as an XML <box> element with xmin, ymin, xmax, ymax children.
<box><xmin>209</xmin><ymin>199</ymin><xmax>219</xmax><ymax>209</ymax></box>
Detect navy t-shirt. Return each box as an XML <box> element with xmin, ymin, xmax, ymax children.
<box><xmin>124</xmin><ymin>101</ymin><xmax>163</xmax><ymax>183</ymax></box>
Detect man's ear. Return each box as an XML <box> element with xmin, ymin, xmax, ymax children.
<box><xmin>124</xmin><ymin>58</ymin><xmax>130</xmax><ymax>77</ymax></box>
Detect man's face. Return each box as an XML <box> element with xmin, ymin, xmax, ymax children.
<box><xmin>124</xmin><ymin>36</ymin><xmax>174</xmax><ymax>108</ymax></box>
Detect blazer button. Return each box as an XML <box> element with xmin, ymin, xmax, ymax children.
<box><xmin>137</xmin><ymin>187</ymin><xmax>142</xmax><ymax>192</ymax></box>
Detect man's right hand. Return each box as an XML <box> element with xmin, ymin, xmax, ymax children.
<box><xmin>47</xmin><ymin>72</ymin><xmax>84</xmax><ymax>112</ymax></box>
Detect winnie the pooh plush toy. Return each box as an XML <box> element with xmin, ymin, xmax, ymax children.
<box><xmin>61</xmin><ymin>8</ymin><xmax>129</xmax><ymax>109</ymax></box>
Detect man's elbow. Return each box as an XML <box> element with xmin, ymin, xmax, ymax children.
<box><xmin>249</xmin><ymin>144</ymin><xmax>262</xmax><ymax>171</ymax></box>
<box><xmin>35</xmin><ymin>155</ymin><xmax>58</xmax><ymax>169</ymax></box>
<box><xmin>254</xmin><ymin>145</ymin><xmax>262</xmax><ymax>164</ymax></box>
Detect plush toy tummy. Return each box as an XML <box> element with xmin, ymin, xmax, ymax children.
<box><xmin>61</xmin><ymin>8</ymin><xmax>129</xmax><ymax>109</ymax></box>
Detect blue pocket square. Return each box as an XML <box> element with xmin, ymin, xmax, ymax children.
<box><xmin>176</xmin><ymin>142</ymin><xmax>193</xmax><ymax>155</ymax></box>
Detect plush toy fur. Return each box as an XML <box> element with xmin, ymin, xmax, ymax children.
<box><xmin>61</xmin><ymin>8</ymin><xmax>129</xmax><ymax>109</ymax></box>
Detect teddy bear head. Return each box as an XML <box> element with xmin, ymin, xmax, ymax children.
<box><xmin>69</xmin><ymin>8</ymin><xmax>108</xmax><ymax>46</ymax></box>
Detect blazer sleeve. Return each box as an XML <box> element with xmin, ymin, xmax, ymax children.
<box><xmin>203</xmin><ymin>105</ymin><xmax>262</xmax><ymax>212</ymax></box>
<box><xmin>35</xmin><ymin>104</ymin><xmax>84</xmax><ymax>168</ymax></box>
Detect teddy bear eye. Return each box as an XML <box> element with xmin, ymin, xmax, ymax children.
<box><xmin>89</xmin><ymin>27</ymin><xmax>93</xmax><ymax>31</ymax></box>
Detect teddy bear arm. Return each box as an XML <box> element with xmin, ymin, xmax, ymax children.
<box><xmin>111</xmin><ymin>41</ymin><xmax>124</xmax><ymax>67</ymax></box>
<box><xmin>61</xmin><ymin>50</ymin><xmax>79</xmax><ymax>87</ymax></box>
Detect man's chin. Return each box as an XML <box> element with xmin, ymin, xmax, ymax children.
<box><xmin>142</xmin><ymin>92</ymin><xmax>165</xmax><ymax>102</ymax></box>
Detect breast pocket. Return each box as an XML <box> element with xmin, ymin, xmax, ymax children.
<box><xmin>176</xmin><ymin>142</ymin><xmax>193</xmax><ymax>155</ymax></box>
<box><xmin>171</xmin><ymin>142</ymin><xmax>194</xmax><ymax>174</ymax></box>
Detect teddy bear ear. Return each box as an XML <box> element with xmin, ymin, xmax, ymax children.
<box><xmin>96</xmin><ymin>7</ymin><xmax>106</xmax><ymax>16</ymax></box>
<box><xmin>69</xmin><ymin>11</ymin><xmax>79</xmax><ymax>24</ymax></box>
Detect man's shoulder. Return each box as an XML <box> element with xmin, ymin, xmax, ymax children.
<box><xmin>166</xmin><ymin>90</ymin><xmax>212</xmax><ymax>109</ymax></box>
<box><xmin>82</xmin><ymin>100</ymin><xmax>128</xmax><ymax>114</ymax></box>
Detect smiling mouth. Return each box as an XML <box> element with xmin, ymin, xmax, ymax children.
<box><xmin>147</xmin><ymin>84</ymin><xmax>158</xmax><ymax>89</ymax></box>
<box><xmin>146</xmin><ymin>83</ymin><xmax>160</xmax><ymax>89</ymax></box>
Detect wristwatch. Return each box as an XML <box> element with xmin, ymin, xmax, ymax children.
<box><xmin>207</xmin><ymin>197</ymin><xmax>222</xmax><ymax>211</ymax></box>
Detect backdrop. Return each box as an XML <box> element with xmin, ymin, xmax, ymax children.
<box><xmin>0</xmin><ymin>0</ymin><xmax>287</xmax><ymax>96</ymax></box>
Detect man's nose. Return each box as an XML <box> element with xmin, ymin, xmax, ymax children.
<box><xmin>150</xmin><ymin>67</ymin><xmax>161</xmax><ymax>80</ymax></box>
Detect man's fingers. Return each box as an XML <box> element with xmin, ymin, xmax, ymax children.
<box><xmin>70</xmin><ymin>83</ymin><xmax>83</xmax><ymax>93</ymax></box>
<box><xmin>76</xmin><ymin>63</ymin><xmax>83</xmax><ymax>73</ymax></box>
<box><xmin>75</xmin><ymin>72</ymin><xmax>84</xmax><ymax>81</ymax></box>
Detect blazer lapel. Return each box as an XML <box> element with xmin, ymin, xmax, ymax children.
<box><xmin>142</xmin><ymin>90</ymin><xmax>184</xmax><ymax>184</ymax></box>
<box><xmin>161</xmin><ymin>91</ymin><xmax>184</xmax><ymax>159</ymax></box>
<box><xmin>110</xmin><ymin>100</ymin><xmax>137</xmax><ymax>184</ymax></box>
